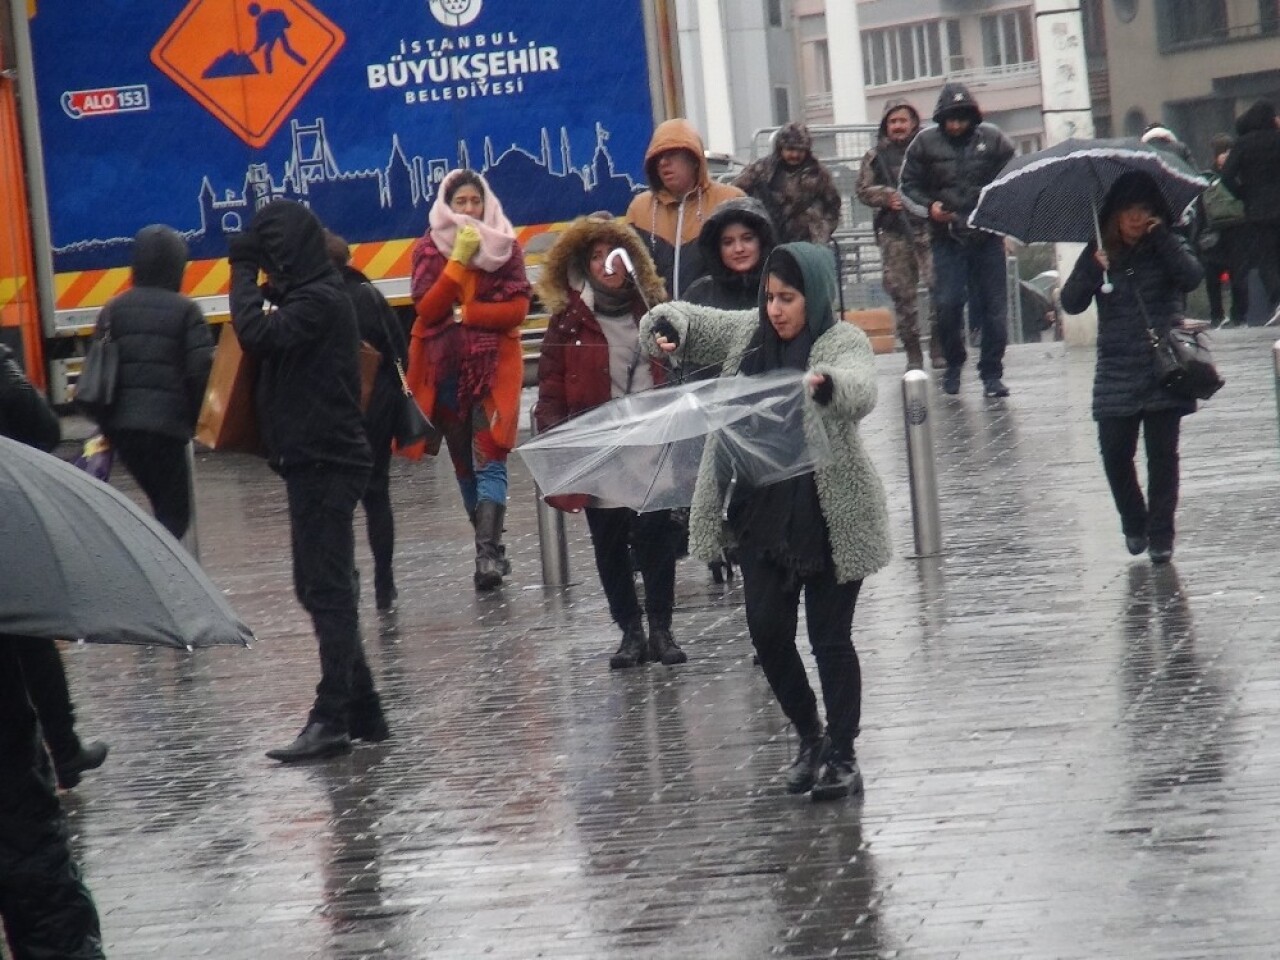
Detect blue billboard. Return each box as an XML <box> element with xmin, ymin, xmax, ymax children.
<box><xmin>30</xmin><ymin>0</ymin><xmax>655</xmax><ymax>273</ymax></box>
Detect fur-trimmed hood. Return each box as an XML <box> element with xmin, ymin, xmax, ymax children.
<box><xmin>537</xmin><ymin>216</ymin><xmax>667</xmax><ymax>315</ymax></box>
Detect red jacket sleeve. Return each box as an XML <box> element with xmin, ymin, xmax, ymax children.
<box><xmin>412</xmin><ymin>260</ymin><xmax>465</xmax><ymax>334</ymax></box>
<box><xmin>534</xmin><ymin>315</ymin><xmax>570</xmax><ymax>433</ymax></box>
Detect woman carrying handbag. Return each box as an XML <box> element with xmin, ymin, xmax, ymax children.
<box><xmin>1061</xmin><ymin>172</ymin><xmax>1204</xmax><ymax>564</ymax></box>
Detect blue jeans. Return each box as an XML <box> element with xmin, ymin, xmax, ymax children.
<box><xmin>932</xmin><ymin>232</ymin><xmax>1008</xmax><ymax>381</ymax></box>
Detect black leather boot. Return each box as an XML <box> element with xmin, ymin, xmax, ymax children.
<box><xmin>609</xmin><ymin>616</ymin><xmax>648</xmax><ymax>669</ymax></box>
<box><xmin>54</xmin><ymin>740</ymin><xmax>110</xmax><ymax>790</ymax></box>
<box><xmin>786</xmin><ymin>730</ymin><xmax>827</xmax><ymax>795</ymax></box>
<box><xmin>811</xmin><ymin>741</ymin><xmax>864</xmax><ymax>801</ymax></box>
<box><xmin>647</xmin><ymin>615</ymin><xmax>687</xmax><ymax>666</ymax></box>
<box><xmin>473</xmin><ymin>500</ymin><xmax>506</xmax><ymax>591</ymax></box>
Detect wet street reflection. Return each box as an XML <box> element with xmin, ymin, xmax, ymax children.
<box><xmin>47</xmin><ymin>332</ymin><xmax>1280</xmax><ymax>958</ymax></box>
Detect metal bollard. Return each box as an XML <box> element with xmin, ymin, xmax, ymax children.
<box><xmin>1273</xmin><ymin>341</ymin><xmax>1280</xmax><ymax>447</ymax></box>
<box><xmin>529</xmin><ymin>415</ymin><xmax>570</xmax><ymax>586</ymax></box>
<box><xmin>181</xmin><ymin>440</ymin><xmax>201</xmax><ymax>561</ymax></box>
<box><xmin>902</xmin><ymin>370</ymin><xmax>942</xmax><ymax>558</ymax></box>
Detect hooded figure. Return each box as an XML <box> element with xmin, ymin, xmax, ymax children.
<box><xmin>92</xmin><ymin>223</ymin><xmax>213</xmax><ymax>539</ymax></box>
<box><xmin>899</xmin><ymin>82</ymin><xmax>1016</xmax><ymax>396</ymax></box>
<box><xmin>229</xmin><ymin>200</ymin><xmax>386</xmax><ymax>764</ymax></box>
<box><xmin>626</xmin><ymin>119</ymin><xmax>744</xmax><ymax>299</ymax></box>
<box><xmin>640</xmin><ymin>241</ymin><xmax>890</xmax><ymax>801</ymax></box>
<box><xmin>1060</xmin><ymin>171</ymin><xmax>1204</xmax><ymax>564</ymax></box>
<box><xmin>682</xmin><ymin>197</ymin><xmax>777</xmax><ymax>311</ymax></box>
<box><xmin>734</xmin><ymin>122</ymin><xmax>843</xmax><ymax>245</ymax></box>
<box><xmin>856</xmin><ymin>99</ymin><xmax>937</xmax><ymax>370</ymax></box>
<box><xmin>1222</xmin><ymin>99</ymin><xmax>1280</xmax><ymax>315</ymax></box>
<box><xmin>534</xmin><ymin>215</ymin><xmax>688</xmax><ymax>669</ymax></box>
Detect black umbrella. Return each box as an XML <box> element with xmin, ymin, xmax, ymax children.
<box><xmin>968</xmin><ymin>137</ymin><xmax>1208</xmax><ymax>244</ymax></box>
<box><xmin>0</xmin><ymin>435</ymin><xmax>253</xmax><ymax>648</ymax></box>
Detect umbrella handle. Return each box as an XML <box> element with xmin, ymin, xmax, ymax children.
<box><xmin>1091</xmin><ymin>201</ymin><xmax>1114</xmax><ymax>294</ymax></box>
<box><xmin>720</xmin><ymin>468</ymin><xmax>738</xmax><ymax>521</ymax></box>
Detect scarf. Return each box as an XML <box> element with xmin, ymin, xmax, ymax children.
<box><xmin>585</xmin><ymin>274</ymin><xmax>635</xmax><ymax>316</ymax></box>
<box><xmin>426</xmin><ymin>169</ymin><xmax>516</xmax><ymax>273</ymax></box>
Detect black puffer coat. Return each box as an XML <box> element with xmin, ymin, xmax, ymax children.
<box><xmin>1061</xmin><ymin>227</ymin><xmax>1204</xmax><ymax>420</ymax></box>
<box><xmin>899</xmin><ymin>83</ymin><xmax>1015</xmax><ymax>237</ymax></box>
<box><xmin>682</xmin><ymin>197</ymin><xmax>777</xmax><ymax>310</ymax></box>
<box><xmin>230</xmin><ymin>201</ymin><xmax>371</xmax><ymax>474</ymax></box>
<box><xmin>94</xmin><ymin>225</ymin><xmax>213</xmax><ymax>439</ymax></box>
<box><xmin>1221</xmin><ymin>100</ymin><xmax>1280</xmax><ymax>223</ymax></box>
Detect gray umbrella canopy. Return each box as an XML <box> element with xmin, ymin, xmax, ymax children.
<box><xmin>0</xmin><ymin>435</ymin><xmax>253</xmax><ymax>648</ymax></box>
<box><xmin>518</xmin><ymin>370</ymin><xmax>832</xmax><ymax>514</ymax></box>
<box><xmin>968</xmin><ymin>137</ymin><xmax>1208</xmax><ymax>243</ymax></box>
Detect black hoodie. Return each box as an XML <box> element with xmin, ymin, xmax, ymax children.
<box><xmin>230</xmin><ymin>201</ymin><xmax>371</xmax><ymax>473</ymax></box>
<box><xmin>682</xmin><ymin>197</ymin><xmax>777</xmax><ymax>310</ymax></box>
<box><xmin>94</xmin><ymin>224</ymin><xmax>214</xmax><ymax>439</ymax></box>
<box><xmin>899</xmin><ymin>82</ymin><xmax>1015</xmax><ymax>234</ymax></box>
<box><xmin>1221</xmin><ymin>100</ymin><xmax>1280</xmax><ymax>222</ymax></box>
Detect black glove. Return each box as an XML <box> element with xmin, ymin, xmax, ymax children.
<box><xmin>651</xmin><ymin>318</ymin><xmax>680</xmax><ymax>349</ymax></box>
<box><xmin>810</xmin><ymin>373</ymin><xmax>834</xmax><ymax>406</ymax></box>
<box><xmin>227</xmin><ymin>232</ymin><xmax>261</xmax><ymax>267</ymax></box>
<box><xmin>260</xmin><ymin>279</ymin><xmax>286</xmax><ymax>305</ymax></box>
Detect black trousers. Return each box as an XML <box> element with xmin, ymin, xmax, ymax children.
<box><xmin>1097</xmin><ymin>410</ymin><xmax>1181</xmax><ymax>550</ymax></box>
<box><xmin>0</xmin><ymin>642</ymin><xmax>104</xmax><ymax>960</ymax></box>
<box><xmin>108</xmin><ymin>429</ymin><xmax>191</xmax><ymax>540</ymax></box>
<box><xmin>737</xmin><ymin>546</ymin><xmax>863</xmax><ymax>755</ymax></box>
<box><xmin>1244</xmin><ymin>220</ymin><xmax>1280</xmax><ymax>310</ymax></box>
<box><xmin>284</xmin><ymin>465</ymin><xmax>377</xmax><ymax>731</ymax></box>
<box><xmin>1201</xmin><ymin>229</ymin><xmax>1250</xmax><ymax>323</ymax></box>
<box><xmin>15</xmin><ymin>640</ymin><xmax>79</xmax><ymax>762</ymax></box>
<box><xmin>361</xmin><ymin>405</ymin><xmax>396</xmax><ymax>590</ymax></box>
<box><xmin>584</xmin><ymin>507</ymin><xmax>680</xmax><ymax>629</ymax></box>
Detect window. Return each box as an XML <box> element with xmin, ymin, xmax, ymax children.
<box><xmin>1262</xmin><ymin>0</ymin><xmax>1280</xmax><ymax>34</ymax></box>
<box><xmin>813</xmin><ymin>39</ymin><xmax>832</xmax><ymax>93</ymax></box>
<box><xmin>1081</xmin><ymin>0</ymin><xmax>1108</xmax><ymax>58</ymax></box>
<box><xmin>1158</xmin><ymin>0</ymin><xmax>1227</xmax><ymax>46</ymax></box>
<box><xmin>861</xmin><ymin>19</ymin><xmax>961</xmax><ymax>87</ymax></box>
<box><xmin>1014</xmin><ymin>134</ymin><xmax>1043</xmax><ymax>155</ymax></box>
<box><xmin>773</xmin><ymin>86</ymin><xmax>791</xmax><ymax>125</ymax></box>
<box><xmin>766</xmin><ymin>0</ymin><xmax>784</xmax><ymax>29</ymax></box>
<box><xmin>980</xmin><ymin>8</ymin><xmax>1036</xmax><ymax>67</ymax></box>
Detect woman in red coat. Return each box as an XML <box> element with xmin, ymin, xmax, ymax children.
<box><xmin>407</xmin><ymin>169</ymin><xmax>531</xmax><ymax>590</ymax></box>
<box><xmin>533</xmin><ymin>214</ymin><xmax>687</xmax><ymax>669</ymax></box>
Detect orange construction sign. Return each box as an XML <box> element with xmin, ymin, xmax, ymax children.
<box><xmin>151</xmin><ymin>0</ymin><xmax>344</xmax><ymax>148</ymax></box>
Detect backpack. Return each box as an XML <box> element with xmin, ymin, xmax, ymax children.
<box><xmin>1201</xmin><ymin>178</ymin><xmax>1245</xmax><ymax>229</ymax></box>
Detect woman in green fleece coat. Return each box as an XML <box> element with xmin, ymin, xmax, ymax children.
<box><xmin>642</xmin><ymin>242</ymin><xmax>891</xmax><ymax>801</ymax></box>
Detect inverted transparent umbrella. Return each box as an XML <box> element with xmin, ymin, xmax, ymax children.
<box><xmin>517</xmin><ymin>369</ymin><xmax>832</xmax><ymax>513</ymax></box>
<box><xmin>0</xmin><ymin>435</ymin><xmax>254</xmax><ymax>649</ymax></box>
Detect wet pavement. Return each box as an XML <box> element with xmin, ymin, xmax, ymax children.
<box><xmin>52</xmin><ymin>328</ymin><xmax>1280</xmax><ymax>959</ymax></box>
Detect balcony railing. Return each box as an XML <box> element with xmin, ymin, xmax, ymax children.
<box><xmin>943</xmin><ymin>60</ymin><xmax>1041</xmax><ymax>86</ymax></box>
<box><xmin>804</xmin><ymin>92</ymin><xmax>834</xmax><ymax>125</ymax></box>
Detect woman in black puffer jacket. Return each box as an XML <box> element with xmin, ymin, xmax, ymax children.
<box><xmin>1061</xmin><ymin>172</ymin><xmax>1204</xmax><ymax>564</ymax></box>
<box><xmin>94</xmin><ymin>224</ymin><xmax>213</xmax><ymax>539</ymax></box>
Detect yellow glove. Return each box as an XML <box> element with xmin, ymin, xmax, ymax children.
<box><xmin>450</xmin><ymin>224</ymin><xmax>481</xmax><ymax>265</ymax></box>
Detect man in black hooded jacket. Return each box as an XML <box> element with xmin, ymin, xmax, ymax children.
<box><xmin>901</xmin><ymin>82</ymin><xmax>1015</xmax><ymax>397</ymax></box>
<box><xmin>228</xmin><ymin>200</ymin><xmax>387</xmax><ymax>762</ymax></box>
<box><xmin>1221</xmin><ymin>99</ymin><xmax>1280</xmax><ymax>319</ymax></box>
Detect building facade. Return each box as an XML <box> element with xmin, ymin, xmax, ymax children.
<box><xmin>1102</xmin><ymin>0</ymin><xmax>1280</xmax><ymax>166</ymax></box>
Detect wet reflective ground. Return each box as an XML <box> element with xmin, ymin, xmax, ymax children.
<box><xmin>58</xmin><ymin>329</ymin><xmax>1280</xmax><ymax>958</ymax></box>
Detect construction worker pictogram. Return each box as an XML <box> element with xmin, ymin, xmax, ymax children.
<box><xmin>151</xmin><ymin>0</ymin><xmax>344</xmax><ymax>148</ymax></box>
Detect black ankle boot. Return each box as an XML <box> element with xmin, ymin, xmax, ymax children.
<box><xmin>811</xmin><ymin>743</ymin><xmax>863</xmax><ymax>801</ymax></box>
<box><xmin>609</xmin><ymin>616</ymin><xmax>648</xmax><ymax>669</ymax></box>
<box><xmin>786</xmin><ymin>731</ymin><xmax>827</xmax><ymax>794</ymax></box>
<box><xmin>473</xmin><ymin>501</ymin><xmax>506</xmax><ymax>590</ymax></box>
<box><xmin>54</xmin><ymin>741</ymin><xmax>110</xmax><ymax>790</ymax></box>
<box><xmin>647</xmin><ymin>625</ymin><xmax>687</xmax><ymax>665</ymax></box>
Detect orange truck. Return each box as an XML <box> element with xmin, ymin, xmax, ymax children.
<box><xmin>0</xmin><ymin>0</ymin><xmax>679</xmax><ymax>398</ymax></box>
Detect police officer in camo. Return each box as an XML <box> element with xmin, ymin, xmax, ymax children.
<box><xmin>856</xmin><ymin>99</ymin><xmax>938</xmax><ymax>371</ymax></box>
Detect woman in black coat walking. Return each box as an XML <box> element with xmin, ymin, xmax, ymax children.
<box><xmin>682</xmin><ymin>197</ymin><xmax>777</xmax><ymax>311</ymax></box>
<box><xmin>1060</xmin><ymin>172</ymin><xmax>1204</xmax><ymax>563</ymax></box>
<box><xmin>326</xmin><ymin>231</ymin><xmax>407</xmax><ymax>612</ymax></box>
<box><xmin>93</xmin><ymin>224</ymin><xmax>213</xmax><ymax>539</ymax></box>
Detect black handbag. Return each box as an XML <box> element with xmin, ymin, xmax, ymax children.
<box><xmin>1151</xmin><ymin>326</ymin><xmax>1225</xmax><ymax>401</ymax></box>
<box><xmin>75</xmin><ymin>307</ymin><xmax>119</xmax><ymax>419</ymax></box>
<box><xmin>1132</xmin><ymin>285</ymin><xmax>1225</xmax><ymax>402</ymax></box>
<box><xmin>371</xmin><ymin>291</ymin><xmax>437</xmax><ymax>447</ymax></box>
